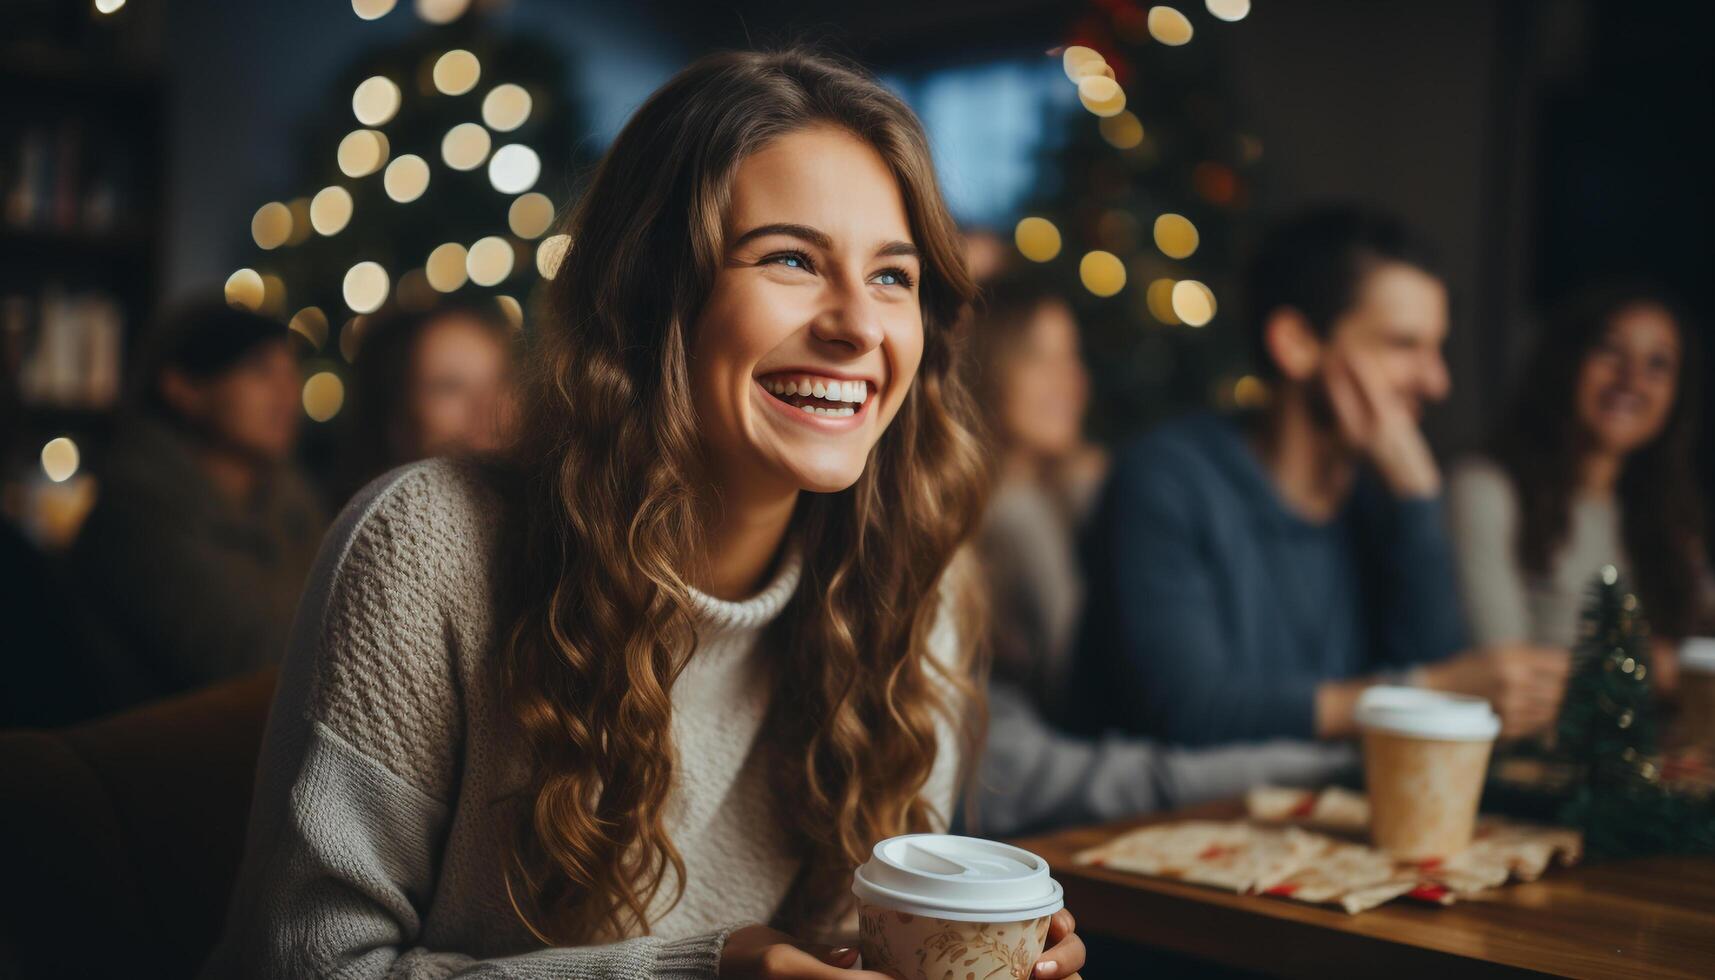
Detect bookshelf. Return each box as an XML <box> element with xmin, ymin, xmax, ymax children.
<box><xmin>0</xmin><ymin>0</ymin><xmax>165</xmax><ymax>548</ymax></box>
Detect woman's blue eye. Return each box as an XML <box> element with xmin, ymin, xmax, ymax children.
<box><xmin>765</xmin><ymin>251</ymin><xmax>812</xmax><ymax>271</ymax></box>
<box><xmin>874</xmin><ymin>267</ymin><xmax>915</xmax><ymax>288</ymax></box>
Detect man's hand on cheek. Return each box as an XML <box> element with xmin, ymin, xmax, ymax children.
<box><xmin>1326</xmin><ymin>350</ymin><xmax>1441</xmax><ymax>499</ymax></box>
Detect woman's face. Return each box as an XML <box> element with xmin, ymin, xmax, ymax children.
<box><xmin>690</xmin><ymin>124</ymin><xmax>925</xmax><ymax>498</ymax></box>
<box><xmin>408</xmin><ymin>314</ymin><xmax>514</xmax><ymax>457</ymax></box>
<box><xmin>1574</xmin><ymin>302</ymin><xmax>1681</xmax><ymax>457</ymax></box>
<box><xmin>999</xmin><ymin>299</ymin><xmax>1088</xmax><ymax>458</ymax></box>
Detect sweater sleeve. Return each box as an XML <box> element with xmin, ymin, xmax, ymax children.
<box><xmin>1085</xmin><ymin>448</ymin><xmax>1322</xmax><ymax>744</ymax></box>
<box><xmin>975</xmin><ymin>682</ymin><xmax>1357</xmax><ymax>837</ymax></box>
<box><xmin>202</xmin><ymin>465</ymin><xmax>732</xmax><ymax>980</ymax></box>
<box><xmin>1446</xmin><ymin>458</ymin><xmax>1532</xmax><ymax>648</ymax></box>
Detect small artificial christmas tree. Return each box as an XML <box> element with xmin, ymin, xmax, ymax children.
<box><xmin>1555</xmin><ymin>565</ymin><xmax>1715</xmax><ymax>857</ymax></box>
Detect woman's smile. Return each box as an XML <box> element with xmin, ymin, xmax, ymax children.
<box><xmin>754</xmin><ymin>370</ymin><xmax>876</xmax><ymax>428</ymax></box>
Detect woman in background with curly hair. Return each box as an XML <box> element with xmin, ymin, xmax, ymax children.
<box><xmin>204</xmin><ymin>48</ymin><xmax>1086</xmax><ymax>980</ymax></box>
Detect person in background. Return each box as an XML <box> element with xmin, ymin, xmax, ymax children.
<box><xmin>1066</xmin><ymin>205</ymin><xmax>1569</xmax><ymax>749</ymax></box>
<box><xmin>336</xmin><ymin>299</ymin><xmax>516</xmax><ymax>504</ymax></box>
<box><xmin>969</xmin><ymin>271</ymin><xmax>1356</xmax><ymax>837</ymax></box>
<box><xmin>69</xmin><ymin>299</ymin><xmax>325</xmax><ymax>700</ymax></box>
<box><xmin>1450</xmin><ymin>283</ymin><xmax>1713</xmax><ymax>691</ymax></box>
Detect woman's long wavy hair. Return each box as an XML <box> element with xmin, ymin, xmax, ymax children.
<box><xmin>1491</xmin><ymin>281</ymin><xmax>1707</xmax><ymax>637</ymax></box>
<box><xmin>496</xmin><ymin>48</ymin><xmax>990</xmax><ymax>944</ymax></box>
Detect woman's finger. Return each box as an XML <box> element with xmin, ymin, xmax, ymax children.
<box><xmin>1034</xmin><ymin>931</ymin><xmax>1087</xmax><ymax>978</ymax></box>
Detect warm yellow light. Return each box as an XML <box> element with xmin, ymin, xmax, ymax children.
<box><xmin>1014</xmin><ymin>216</ymin><xmax>1062</xmax><ymax>263</ymax></box>
<box><xmin>41</xmin><ymin>437</ymin><xmax>80</xmax><ymax>482</ymax></box>
<box><xmin>259</xmin><ymin>273</ymin><xmax>287</xmax><ymax>315</ymax></box>
<box><xmin>384</xmin><ymin>154</ymin><xmax>431</xmax><ymax>203</ymax></box>
<box><xmin>495</xmin><ymin>294</ymin><xmax>523</xmax><ymax>331</ymax></box>
<box><xmin>536</xmin><ymin>233</ymin><xmax>571</xmax><ymax>279</ymax></box>
<box><xmin>1061</xmin><ymin>45</ymin><xmax>1108</xmax><ymax>83</ymax></box>
<box><xmin>343</xmin><ymin>261</ymin><xmax>390</xmax><ymax>314</ymax></box>
<box><xmin>1206</xmin><ymin>0</ymin><xmax>1251</xmax><ymax>22</ymax></box>
<box><xmin>302</xmin><ymin>372</ymin><xmax>346</xmax><ymax>422</ymax></box>
<box><xmin>352</xmin><ymin>0</ymin><xmax>396</xmax><ymax>19</ymax></box>
<box><xmin>310</xmin><ymin>186</ymin><xmax>354</xmax><ymax>236</ymax></box>
<box><xmin>94</xmin><ymin>0</ymin><xmax>126</xmax><ymax>14</ymax></box>
<box><xmin>466</xmin><ymin>235</ymin><xmax>514</xmax><ymax>287</ymax></box>
<box><xmin>338</xmin><ymin>129</ymin><xmax>391</xmax><ymax>178</ymax></box>
<box><xmin>432</xmin><ymin>49</ymin><xmax>481</xmax><ymax>96</ymax></box>
<box><xmin>1153</xmin><ymin>213</ymin><xmax>1200</xmax><ymax>259</ymax></box>
<box><xmin>286</xmin><ymin>197</ymin><xmax>313</xmax><ymax>246</ymax></box>
<box><xmin>225</xmin><ymin>268</ymin><xmax>265</xmax><ymax>311</ymax></box>
<box><xmin>1148</xmin><ymin>6</ymin><xmax>1195</xmax><ymax>45</ymax></box>
<box><xmin>1077</xmin><ymin>75</ymin><xmax>1127</xmax><ymax>118</ymax></box>
<box><xmin>1233</xmin><ymin>374</ymin><xmax>1268</xmax><ymax>407</ymax></box>
<box><xmin>289</xmin><ymin>307</ymin><xmax>330</xmax><ymax>349</ymax></box>
<box><xmin>482</xmin><ymin>84</ymin><xmax>533</xmax><ymax>131</ymax></box>
<box><xmin>425</xmin><ymin>242</ymin><xmax>469</xmax><ymax>292</ymax></box>
<box><xmin>352</xmin><ymin>76</ymin><xmax>401</xmax><ymax>127</ymax></box>
<box><xmin>508</xmin><ymin>192</ymin><xmax>555</xmax><ymax>239</ymax></box>
<box><xmin>415</xmin><ymin>0</ymin><xmax>469</xmax><ymax>24</ymax></box>
<box><xmin>1079</xmin><ymin>251</ymin><xmax>1127</xmax><ymax>297</ymax></box>
<box><xmin>441</xmin><ymin>122</ymin><xmax>491</xmax><ymax>171</ymax></box>
<box><xmin>1099</xmin><ymin>111</ymin><xmax>1145</xmax><ymax>150</ymax></box>
<box><xmin>487</xmin><ymin>144</ymin><xmax>540</xmax><ymax>194</ymax></box>
<box><xmin>252</xmin><ymin>202</ymin><xmax>293</xmax><ymax>249</ymax></box>
<box><xmin>1146</xmin><ymin>278</ymin><xmax>1181</xmax><ymax>324</ymax></box>
<box><xmin>1171</xmin><ymin>279</ymin><xmax>1216</xmax><ymax>326</ymax></box>
<box><xmin>339</xmin><ymin>317</ymin><xmax>367</xmax><ymax>362</ymax></box>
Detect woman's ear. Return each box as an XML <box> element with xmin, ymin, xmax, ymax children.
<box><xmin>1263</xmin><ymin>308</ymin><xmax>1323</xmax><ymax>382</ymax></box>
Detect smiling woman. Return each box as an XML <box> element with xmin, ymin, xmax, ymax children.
<box><xmin>202</xmin><ymin>47</ymin><xmax>1087</xmax><ymax>980</ymax></box>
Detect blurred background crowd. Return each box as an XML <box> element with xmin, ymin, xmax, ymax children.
<box><xmin>1</xmin><ymin>0</ymin><xmax>1711</xmax><ymax>785</ymax></box>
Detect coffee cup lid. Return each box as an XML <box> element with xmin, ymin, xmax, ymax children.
<box><xmin>1355</xmin><ymin>685</ymin><xmax>1500</xmax><ymax>741</ymax></box>
<box><xmin>1681</xmin><ymin>638</ymin><xmax>1715</xmax><ymax>675</ymax></box>
<box><xmin>852</xmin><ymin>834</ymin><xmax>1064</xmax><ymax>922</ymax></box>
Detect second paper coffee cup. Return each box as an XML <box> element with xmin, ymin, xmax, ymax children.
<box><xmin>1356</xmin><ymin>685</ymin><xmax>1500</xmax><ymax>861</ymax></box>
<box><xmin>852</xmin><ymin>834</ymin><xmax>1063</xmax><ymax>980</ymax></box>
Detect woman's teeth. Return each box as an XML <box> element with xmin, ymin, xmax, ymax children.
<box><xmin>761</xmin><ymin>376</ymin><xmax>869</xmax><ymax>417</ymax></box>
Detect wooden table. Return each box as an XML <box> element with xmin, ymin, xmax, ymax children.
<box><xmin>1010</xmin><ymin>800</ymin><xmax>1715</xmax><ymax>979</ymax></box>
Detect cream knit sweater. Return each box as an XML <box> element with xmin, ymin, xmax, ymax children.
<box><xmin>201</xmin><ymin>459</ymin><xmax>961</xmax><ymax>979</ymax></box>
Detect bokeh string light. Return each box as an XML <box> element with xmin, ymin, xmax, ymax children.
<box><xmin>225</xmin><ymin>268</ymin><xmax>265</xmax><ymax>311</ymax></box>
<box><xmin>352</xmin><ymin>0</ymin><xmax>396</xmax><ymax>20</ymax></box>
<box><xmin>310</xmin><ymin>186</ymin><xmax>354</xmax><ymax>236</ymax></box>
<box><xmin>41</xmin><ymin>437</ymin><xmax>80</xmax><ymax>482</ymax></box>
<box><xmin>487</xmin><ymin>144</ymin><xmax>540</xmax><ymax>194</ymax></box>
<box><xmin>432</xmin><ymin>49</ymin><xmax>481</xmax><ymax>96</ymax></box>
<box><xmin>1205</xmin><ymin>0</ymin><xmax>1251</xmax><ymax>23</ymax></box>
<box><xmin>1014</xmin><ymin>216</ymin><xmax>1062</xmax><ymax>262</ymax></box>
<box><xmin>1153</xmin><ymin>213</ymin><xmax>1200</xmax><ymax>259</ymax></box>
<box><xmin>1079</xmin><ymin>250</ymin><xmax>1127</xmax><ymax>297</ymax></box>
<box><xmin>508</xmin><ymin>192</ymin><xmax>555</xmax><ymax>239</ymax></box>
<box><xmin>289</xmin><ymin>307</ymin><xmax>330</xmax><ymax>349</ymax></box>
<box><xmin>466</xmin><ymin>235</ymin><xmax>514</xmax><ymax>287</ymax></box>
<box><xmin>1171</xmin><ymin>279</ymin><xmax>1216</xmax><ymax>326</ymax></box>
<box><xmin>251</xmin><ymin>202</ymin><xmax>293</xmax><ymax>250</ymax></box>
<box><xmin>383</xmin><ymin>154</ymin><xmax>431</xmax><ymax>203</ymax></box>
<box><xmin>351</xmin><ymin>76</ymin><xmax>401</xmax><ymax>126</ymax></box>
<box><xmin>337</xmin><ymin>129</ymin><xmax>391</xmax><ymax>178</ymax></box>
<box><xmin>441</xmin><ymin>122</ymin><xmax>492</xmax><ymax>171</ymax></box>
<box><xmin>343</xmin><ymin>261</ymin><xmax>391</xmax><ymax>314</ymax></box>
<box><xmin>302</xmin><ymin>372</ymin><xmax>346</xmax><ymax>422</ymax></box>
<box><xmin>426</xmin><ymin>242</ymin><xmax>470</xmax><ymax>292</ymax></box>
<box><xmin>1148</xmin><ymin>6</ymin><xmax>1195</xmax><ymax>45</ymax></box>
<box><xmin>482</xmin><ymin>84</ymin><xmax>533</xmax><ymax>131</ymax></box>
<box><xmin>536</xmin><ymin>234</ymin><xmax>571</xmax><ymax>279</ymax></box>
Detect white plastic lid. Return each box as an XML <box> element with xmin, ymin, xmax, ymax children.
<box><xmin>1355</xmin><ymin>685</ymin><xmax>1500</xmax><ymax>741</ymax></box>
<box><xmin>1682</xmin><ymin>637</ymin><xmax>1715</xmax><ymax>675</ymax></box>
<box><xmin>851</xmin><ymin>834</ymin><xmax>1064</xmax><ymax>922</ymax></box>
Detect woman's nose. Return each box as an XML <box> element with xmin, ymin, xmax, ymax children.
<box><xmin>809</xmin><ymin>286</ymin><xmax>886</xmax><ymax>353</ymax></box>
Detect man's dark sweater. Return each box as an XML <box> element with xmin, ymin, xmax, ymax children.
<box><xmin>1064</xmin><ymin>412</ymin><xmax>1467</xmax><ymax>746</ymax></box>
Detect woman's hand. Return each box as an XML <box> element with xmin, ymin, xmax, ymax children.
<box><xmin>1032</xmin><ymin>908</ymin><xmax>1087</xmax><ymax>979</ymax></box>
<box><xmin>719</xmin><ymin>924</ymin><xmax>889</xmax><ymax>980</ymax></box>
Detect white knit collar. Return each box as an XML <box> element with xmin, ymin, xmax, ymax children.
<box><xmin>685</xmin><ymin>545</ymin><xmax>803</xmax><ymax>636</ymax></box>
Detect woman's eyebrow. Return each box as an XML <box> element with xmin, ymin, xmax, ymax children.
<box><xmin>728</xmin><ymin>222</ymin><xmax>919</xmax><ymax>260</ymax></box>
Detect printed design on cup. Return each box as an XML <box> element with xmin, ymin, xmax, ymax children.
<box><xmin>858</xmin><ymin>906</ymin><xmax>1051</xmax><ymax>980</ymax></box>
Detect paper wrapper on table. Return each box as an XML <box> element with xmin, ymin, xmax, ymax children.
<box><xmin>1074</xmin><ymin>788</ymin><xmax>1582</xmax><ymax>915</ymax></box>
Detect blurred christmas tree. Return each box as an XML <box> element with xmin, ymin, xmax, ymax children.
<box><xmin>1013</xmin><ymin>0</ymin><xmax>1265</xmax><ymax>440</ymax></box>
<box><xmin>1555</xmin><ymin>565</ymin><xmax>1715</xmax><ymax>857</ymax></box>
<box><xmin>225</xmin><ymin>0</ymin><xmax>594</xmax><ymax>411</ymax></box>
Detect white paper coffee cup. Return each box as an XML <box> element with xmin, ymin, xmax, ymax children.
<box><xmin>852</xmin><ymin>834</ymin><xmax>1062</xmax><ymax>978</ymax></box>
<box><xmin>1356</xmin><ymin>686</ymin><xmax>1500</xmax><ymax>861</ymax></box>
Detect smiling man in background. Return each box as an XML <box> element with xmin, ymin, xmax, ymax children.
<box><xmin>1066</xmin><ymin>205</ymin><xmax>1570</xmax><ymax>748</ymax></box>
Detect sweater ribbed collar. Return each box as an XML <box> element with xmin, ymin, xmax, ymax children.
<box><xmin>685</xmin><ymin>546</ymin><xmax>803</xmax><ymax>637</ymax></box>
